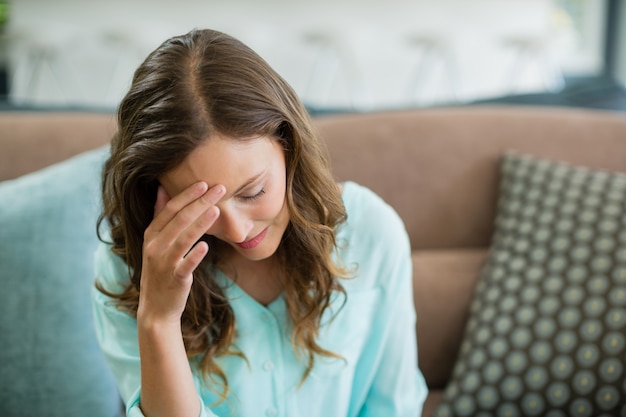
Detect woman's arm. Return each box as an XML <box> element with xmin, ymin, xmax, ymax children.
<box><xmin>357</xmin><ymin>238</ymin><xmax>428</xmax><ymax>417</ymax></box>
<box><xmin>343</xmin><ymin>185</ymin><xmax>428</xmax><ymax>417</ymax></box>
<box><xmin>137</xmin><ymin>182</ymin><xmax>225</xmax><ymax>417</ymax></box>
<box><xmin>94</xmin><ymin>182</ymin><xmax>226</xmax><ymax>417</ymax></box>
<box><xmin>137</xmin><ymin>319</ymin><xmax>199</xmax><ymax>417</ymax></box>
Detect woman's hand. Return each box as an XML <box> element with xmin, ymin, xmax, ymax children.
<box><xmin>137</xmin><ymin>181</ymin><xmax>225</xmax><ymax>326</ymax></box>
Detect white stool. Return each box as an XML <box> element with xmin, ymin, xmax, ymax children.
<box><xmin>404</xmin><ymin>34</ymin><xmax>458</xmax><ymax>106</ymax></box>
<box><xmin>501</xmin><ymin>34</ymin><xmax>565</xmax><ymax>93</ymax></box>
<box><xmin>7</xmin><ymin>32</ymin><xmax>76</xmax><ymax>105</ymax></box>
<box><xmin>299</xmin><ymin>30</ymin><xmax>369</xmax><ymax>110</ymax></box>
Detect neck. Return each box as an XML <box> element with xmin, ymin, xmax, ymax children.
<box><xmin>219</xmin><ymin>250</ymin><xmax>284</xmax><ymax>306</ymax></box>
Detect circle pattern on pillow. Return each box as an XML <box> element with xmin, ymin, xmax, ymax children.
<box><xmin>433</xmin><ymin>152</ymin><xmax>626</xmax><ymax>417</ymax></box>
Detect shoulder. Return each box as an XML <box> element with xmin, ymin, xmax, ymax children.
<box><xmin>336</xmin><ymin>182</ymin><xmax>411</xmax><ymax>289</ymax></box>
<box><xmin>339</xmin><ymin>181</ymin><xmax>409</xmax><ymax>251</ymax></box>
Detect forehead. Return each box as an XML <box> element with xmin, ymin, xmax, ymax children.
<box><xmin>159</xmin><ymin>136</ymin><xmax>283</xmax><ymax>195</ymax></box>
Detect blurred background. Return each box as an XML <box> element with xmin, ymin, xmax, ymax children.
<box><xmin>0</xmin><ymin>0</ymin><xmax>624</xmax><ymax>112</ymax></box>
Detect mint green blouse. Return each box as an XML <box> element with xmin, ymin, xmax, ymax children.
<box><xmin>92</xmin><ymin>181</ymin><xmax>428</xmax><ymax>417</ymax></box>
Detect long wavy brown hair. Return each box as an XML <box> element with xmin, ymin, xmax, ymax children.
<box><xmin>96</xmin><ymin>28</ymin><xmax>349</xmax><ymax>400</ymax></box>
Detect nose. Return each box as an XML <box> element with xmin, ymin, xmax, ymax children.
<box><xmin>214</xmin><ymin>206</ymin><xmax>253</xmax><ymax>244</ymax></box>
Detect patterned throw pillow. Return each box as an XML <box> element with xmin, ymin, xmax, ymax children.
<box><xmin>433</xmin><ymin>152</ymin><xmax>626</xmax><ymax>417</ymax></box>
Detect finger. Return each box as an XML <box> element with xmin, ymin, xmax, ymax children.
<box><xmin>174</xmin><ymin>241</ymin><xmax>209</xmax><ymax>280</ymax></box>
<box><xmin>168</xmin><ymin>205</ymin><xmax>220</xmax><ymax>262</ymax></box>
<box><xmin>149</xmin><ymin>181</ymin><xmax>210</xmax><ymax>233</ymax></box>
<box><xmin>146</xmin><ymin>184</ymin><xmax>225</xmax><ymax>264</ymax></box>
<box><xmin>154</xmin><ymin>184</ymin><xmax>225</xmax><ymax>245</ymax></box>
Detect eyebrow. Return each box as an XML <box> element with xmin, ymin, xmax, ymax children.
<box><xmin>230</xmin><ymin>171</ymin><xmax>265</xmax><ymax>196</ymax></box>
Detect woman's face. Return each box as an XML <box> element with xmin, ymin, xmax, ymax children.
<box><xmin>159</xmin><ymin>135</ymin><xmax>290</xmax><ymax>262</ymax></box>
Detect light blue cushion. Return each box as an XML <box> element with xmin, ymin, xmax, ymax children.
<box><xmin>0</xmin><ymin>147</ymin><xmax>122</xmax><ymax>417</ymax></box>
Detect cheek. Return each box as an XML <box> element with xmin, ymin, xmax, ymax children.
<box><xmin>262</xmin><ymin>187</ymin><xmax>288</xmax><ymax>219</ymax></box>
<box><xmin>259</xmin><ymin>161</ymin><xmax>288</xmax><ymax>221</ymax></box>
<box><xmin>256</xmin><ymin>178</ymin><xmax>288</xmax><ymax>221</ymax></box>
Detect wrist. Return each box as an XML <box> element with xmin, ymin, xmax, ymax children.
<box><xmin>136</xmin><ymin>309</ymin><xmax>183</xmax><ymax>334</ymax></box>
<box><xmin>137</xmin><ymin>312</ymin><xmax>187</xmax><ymax>362</ymax></box>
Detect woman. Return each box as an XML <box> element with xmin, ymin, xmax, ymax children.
<box><xmin>92</xmin><ymin>28</ymin><xmax>427</xmax><ymax>417</ymax></box>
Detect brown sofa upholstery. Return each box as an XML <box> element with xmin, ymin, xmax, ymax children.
<box><xmin>2</xmin><ymin>106</ymin><xmax>626</xmax><ymax>416</ymax></box>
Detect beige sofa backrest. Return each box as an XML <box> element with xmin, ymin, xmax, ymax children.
<box><xmin>0</xmin><ymin>112</ymin><xmax>117</xmax><ymax>182</ymax></box>
<box><xmin>316</xmin><ymin>106</ymin><xmax>626</xmax><ymax>250</ymax></box>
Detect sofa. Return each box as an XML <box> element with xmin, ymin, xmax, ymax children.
<box><xmin>1</xmin><ymin>105</ymin><xmax>626</xmax><ymax>417</ymax></box>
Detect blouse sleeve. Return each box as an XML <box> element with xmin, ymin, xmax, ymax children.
<box><xmin>90</xmin><ymin>243</ymin><xmax>218</xmax><ymax>417</ymax></box>
<box><xmin>342</xmin><ymin>184</ymin><xmax>428</xmax><ymax>417</ymax></box>
<box><xmin>357</xmin><ymin>235</ymin><xmax>428</xmax><ymax>416</ymax></box>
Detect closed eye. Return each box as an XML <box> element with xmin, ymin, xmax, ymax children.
<box><xmin>239</xmin><ymin>188</ymin><xmax>266</xmax><ymax>202</ymax></box>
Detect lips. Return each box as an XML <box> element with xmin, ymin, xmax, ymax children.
<box><xmin>236</xmin><ymin>227</ymin><xmax>268</xmax><ymax>249</ymax></box>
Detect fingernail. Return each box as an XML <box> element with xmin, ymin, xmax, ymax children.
<box><xmin>196</xmin><ymin>182</ymin><xmax>209</xmax><ymax>192</ymax></box>
<box><xmin>214</xmin><ymin>185</ymin><xmax>226</xmax><ymax>196</ymax></box>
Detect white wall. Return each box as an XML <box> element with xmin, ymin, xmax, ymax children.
<box><xmin>4</xmin><ymin>0</ymin><xmax>604</xmax><ymax>110</ymax></box>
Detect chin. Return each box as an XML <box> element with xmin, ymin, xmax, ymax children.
<box><xmin>234</xmin><ymin>242</ymin><xmax>279</xmax><ymax>262</ymax></box>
